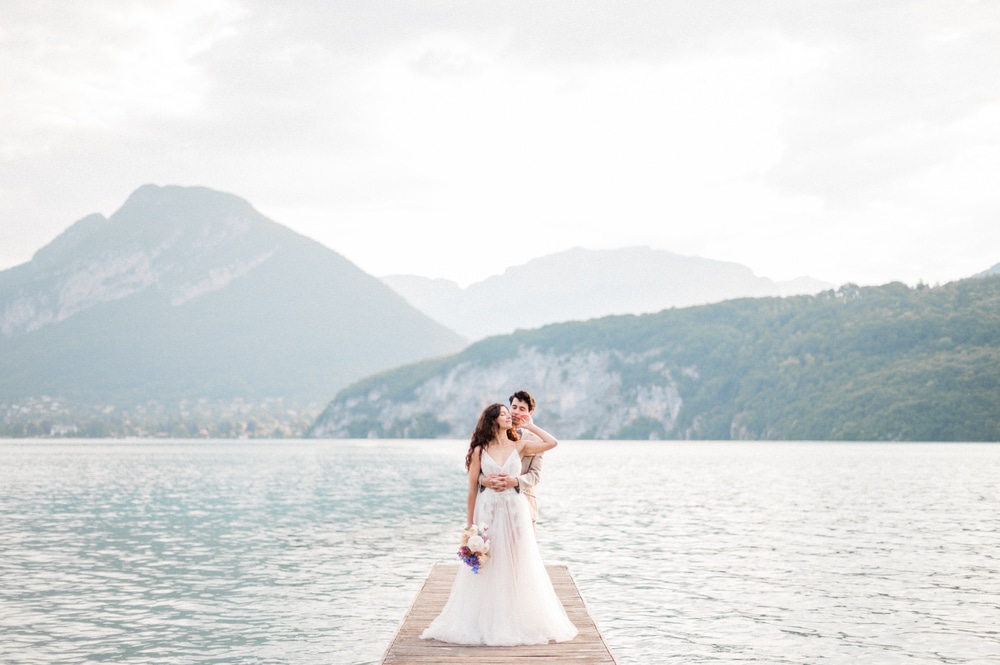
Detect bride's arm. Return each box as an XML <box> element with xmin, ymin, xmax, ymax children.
<box><xmin>518</xmin><ymin>415</ymin><xmax>558</xmax><ymax>455</ymax></box>
<box><xmin>466</xmin><ymin>450</ymin><xmax>482</xmax><ymax>527</ymax></box>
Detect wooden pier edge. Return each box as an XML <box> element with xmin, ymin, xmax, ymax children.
<box><xmin>380</xmin><ymin>563</ymin><xmax>619</xmax><ymax>664</ymax></box>
<box><xmin>379</xmin><ymin>565</ymin><xmax>440</xmax><ymax>664</ymax></box>
<box><xmin>568</xmin><ymin>565</ymin><xmax>620</xmax><ymax>665</ymax></box>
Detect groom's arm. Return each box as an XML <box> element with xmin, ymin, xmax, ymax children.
<box><xmin>515</xmin><ymin>428</ymin><xmax>543</xmax><ymax>492</ymax></box>
<box><xmin>516</xmin><ymin>453</ymin><xmax>543</xmax><ymax>493</ymax></box>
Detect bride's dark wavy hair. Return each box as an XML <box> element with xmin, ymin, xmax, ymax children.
<box><xmin>465</xmin><ymin>402</ymin><xmax>520</xmax><ymax>470</ymax></box>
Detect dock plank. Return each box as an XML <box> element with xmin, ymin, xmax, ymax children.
<box><xmin>381</xmin><ymin>563</ymin><xmax>618</xmax><ymax>664</ymax></box>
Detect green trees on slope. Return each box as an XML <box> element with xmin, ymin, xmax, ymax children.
<box><xmin>327</xmin><ymin>276</ymin><xmax>1000</xmax><ymax>441</ymax></box>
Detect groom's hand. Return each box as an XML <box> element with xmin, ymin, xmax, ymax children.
<box><xmin>482</xmin><ymin>473</ymin><xmax>515</xmax><ymax>491</ymax></box>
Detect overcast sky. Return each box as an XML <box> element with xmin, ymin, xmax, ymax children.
<box><xmin>2</xmin><ymin>1</ymin><xmax>998</xmax><ymax>287</ymax></box>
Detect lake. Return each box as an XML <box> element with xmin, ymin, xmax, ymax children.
<box><xmin>0</xmin><ymin>440</ymin><xmax>997</xmax><ymax>664</ymax></box>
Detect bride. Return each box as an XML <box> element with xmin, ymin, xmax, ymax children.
<box><xmin>420</xmin><ymin>402</ymin><xmax>578</xmax><ymax>646</ymax></box>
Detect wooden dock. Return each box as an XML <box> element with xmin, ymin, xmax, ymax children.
<box><xmin>381</xmin><ymin>563</ymin><xmax>618</xmax><ymax>664</ymax></box>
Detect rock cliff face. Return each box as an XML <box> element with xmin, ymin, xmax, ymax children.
<box><xmin>2</xmin><ymin>187</ymin><xmax>280</xmax><ymax>337</ymax></box>
<box><xmin>2</xmin><ymin>227</ymin><xmax>276</xmax><ymax>336</ymax></box>
<box><xmin>310</xmin><ymin>347</ymin><xmax>683</xmax><ymax>439</ymax></box>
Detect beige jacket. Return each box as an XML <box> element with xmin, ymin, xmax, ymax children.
<box><xmin>518</xmin><ymin>453</ymin><xmax>543</xmax><ymax>523</ymax></box>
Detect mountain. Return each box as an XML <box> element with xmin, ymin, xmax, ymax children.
<box><xmin>976</xmin><ymin>262</ymin><xmax>1000</xmax><ymax>277</ymax></box>
<box><xmin>0</xmin><ymin>185</ymin><xmax>466</xmax><ymax>405</ymax></box>
<box><xmin>311</xmin><ymin>276</ymin><xmax>1000</xmax><ymax>441</ymax></box>
<box><xmin>381</xmin><ymin>247</ymin><xmax>833</xmax><ymax>340</ymax></box>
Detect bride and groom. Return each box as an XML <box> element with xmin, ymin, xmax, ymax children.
<box><xmin>420</xmin><ymin>390</ymin><xmax>578</xmax><ymax>646</ymax></box>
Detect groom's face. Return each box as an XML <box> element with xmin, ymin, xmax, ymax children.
<box><xmin>509</xmin><ymin>398</ymin><xmax>532</xmax><ymax>425</ymax></box>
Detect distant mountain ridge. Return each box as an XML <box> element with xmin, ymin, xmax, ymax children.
<box><xmin>0</xmin><ymin>184</ymin><xmax>465</xmax><ymax>405</ymax></box>
<box><xmin>312</xmin><ymin>276</ymin><xmax>1000</xmax><ymax>442</ymax></box>
<box><xmin>976</xmin><ymin>262</ymin><xmax>1000</xmax><ymax>277</ymax></box>
<box><xmin>382</xmin><ymin>247</ymin><xmax>833</xmax><ymax>340</ymax></box>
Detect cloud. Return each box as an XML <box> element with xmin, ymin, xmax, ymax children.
<box><xmin>764</xmin><ymin>1</ymin><xmax>1000</xmax><ymax>207</ymax></box>
<box><xmin>1</xmin><ymin>1</ymin><xmax>244</xmax><ymax>150</ymax></box>
<box><xmin>1</xmin><ymin>1</ymin><xmax>998</xmax><ymax>288</ymax></box>
<box><xmin>291</xmin><ymin>29</ymin><xmax>827</xmax><ymax>281</ymax></box>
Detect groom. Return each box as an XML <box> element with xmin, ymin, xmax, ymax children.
<box><xmin>481</xmin><ymin>389</ymin><xmax>544</xmax><ymax>527</ymax></box>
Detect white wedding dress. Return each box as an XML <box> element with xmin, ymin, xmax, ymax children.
<box><xmin>420</xmin><ymin>448</ymin><xmax>578</xmax><ymax>646</ymax></box>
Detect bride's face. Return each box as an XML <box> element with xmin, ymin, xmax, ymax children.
<box><xmin>496</xmin><ymin>406</ymin><xmax>513</xmax><ymax>429</ymax></box>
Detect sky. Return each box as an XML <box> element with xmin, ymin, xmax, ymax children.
<box><xmin>1</xmin><ymin>0</ymin><xmax>998</xmax><ymax>288</ymax></box>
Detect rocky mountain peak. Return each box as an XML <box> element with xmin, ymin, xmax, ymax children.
<box><xmin>0</xmin><ymin>184</ymin><xmax>465</xmax><ymax>404</ymax></box>
<box><xmin>1</xmin><ymin>185</ymin><xmax>280</xmax><ymax>337</ymax></box>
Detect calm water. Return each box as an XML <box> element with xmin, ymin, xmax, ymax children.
<box><xmin>0</xmin><ymin>440</ymin><xmax>997</xmax><ymax>664</ymax></box>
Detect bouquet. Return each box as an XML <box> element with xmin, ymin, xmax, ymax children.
<box><xmin>458</xmin><ymin>524</ymin><xmax>489</xmax><ymax>573</ymax></box>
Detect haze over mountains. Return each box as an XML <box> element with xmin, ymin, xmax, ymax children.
<box><xmin>382</xmin><ymin>248</ymin><xmax>833</xmax><ymax>340</ymax></box>
<box><xmin>0</xmin><ymin>185</ymin><xmax>464</xmax><ymax>406</ymax></box>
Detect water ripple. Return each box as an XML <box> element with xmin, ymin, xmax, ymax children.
<box><xmin>0</xmin><ymin>440</ymin><xmax>997</xmax><ymax>664</ymax></box>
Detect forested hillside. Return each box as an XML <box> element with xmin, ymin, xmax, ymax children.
<box><xmin>312</xmin><ymin>276</ymin><xmax>1000</xmax><ymax>441</ymax></box>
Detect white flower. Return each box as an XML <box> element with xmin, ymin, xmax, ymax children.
<box><xmin>467</xmin><ymin>535</ymin><xmax>487</xmax><ymax>553</ymax></box>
